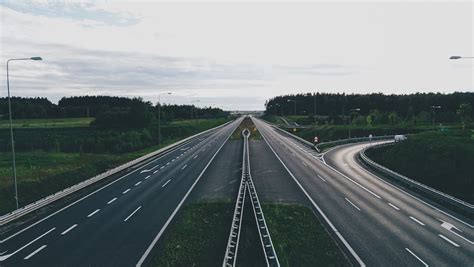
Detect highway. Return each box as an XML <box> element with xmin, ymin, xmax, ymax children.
<box><xmin>252</xmin><ymin>117</ymin><xmax>474</xmax><ymax>266</ymax></box>
<box><xmin>0</xmin><ymin>117</ymin><xmax>242</xmax><ymax>267</ymax></box>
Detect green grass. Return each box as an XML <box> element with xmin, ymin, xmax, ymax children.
<box><xmin>231</xmin><ymin>117</ymin><xmax>262</xmax><ymax>140</ymax></box>
<box><xmin>150</xmin><ymin>201</ymin><xmax>349</xmax><ymax>267</ymax></box>
<box><xmin>151</xmin><ymin>201</ymin><xmax>233</xmax><ymax>267</ymax></box>
<box><xmin>0</xmin><ymin>117</ymin><xmax>94</xmax><ymax>128</ymax></box>
<box><xmin>262</xmin><ymin>204</ymin><xmax>350</xmax><ymax>266</ymax></box>
<box><xmin>0</xmin><ymin>137</ymin><xmax>182</xmax><ymax>214</ymax></box>
<box><xmin>0</xmin><ymin>118</ymin><xmax>231</xmax><ymax>214</ymax></box>
<box><xmin>366</xmin><ymin>130</ymin><xmax>474</xmax><ymax>204</ymax></box>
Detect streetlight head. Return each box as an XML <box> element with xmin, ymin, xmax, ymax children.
<box><xmin>30</xmin><ymin>57</ymin><xmax>42</xmax><ymax>61</ymax></box>
<box><xmin>450</xmin><ymin>56</ymin><xmax>461</xmax><ymax>60</ymax></box>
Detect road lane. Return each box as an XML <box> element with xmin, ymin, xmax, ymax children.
<box><xmin>253</xmin><ymin>117</ymin><xmax>474</xmax><ymax>266</ymax></box>
<box><xmin>0</xmin><ymin>117</ymin><xmax>242</xmax><ymax>266</ymax></box>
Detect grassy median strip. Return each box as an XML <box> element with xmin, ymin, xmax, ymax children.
<box><xmin>231</xmin><ymin>117</ymin><xmax>262</xmax><ymax>140</ymax></box>
<box><xmin>262</xmin><ymin>203</ymin><xmax>350</xmax><ymax>267</ymax></box>
<box><xmin>151</xmin><ymin>201</ymin><xmax>233</xmax><ymax>266</ymax></box>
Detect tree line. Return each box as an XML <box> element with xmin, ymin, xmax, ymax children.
<box><xmin>0</xmin><ymin>96</ymin><xmax>229</xmax><ymax>128</ymax></box>
<box><xmin>265</xmin><ymin>92</ymin><xmax>473</xmax><ymax>125</ymax></box>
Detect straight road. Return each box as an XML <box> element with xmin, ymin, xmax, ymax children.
<box><xmin>0</xmin><ymin>117</ymin><xmax>242</xmax><ymax>266</ymax></box>
<box><xmin>253</xmin><ymin>117</ymin><xmax>474</xmax><ymax>266</ymax></box>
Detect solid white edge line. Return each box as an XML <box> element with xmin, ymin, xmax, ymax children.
<box><xmin>388</xmin><ymin>202</ymin><xmax>400</xmax><ymax>211</ymax></box>
<box><xmin>124</xmin><ymin>206</ymin><xmax>142</xmax><ymax>222</ymax></box>
<box><xmin>0</xmin><ymin>227</ymin><xmax>55</xmax><ymax>261</ymax></box>
<box><xmin>409</xmin><ymin>216</ymin><xmax>425</xmax><ymax>226</ymax></box>
<box><xmin>317</xmin><ymin>174</ymin><xmax>327</xmax><ymax>182</ymax></box>
<box><xmin>255</xmin><ymin>119</ymin><xmax>366</xmax><ymax>267</ymax></box>
<box><xmin>162</xmin><ymin>179</ymin><xmax>171</xmax><ymax>188</ymax></box>
<box><xmin>23</xmin><ymin>245</ymin><xmax>47</xmax><ymax>260</ymax></box>
<box><xmin>405</xmin><ymin>248</ymin><xmax>429</xmax><ymax>267</ymax></box>
<box><xmin>345</xmin><ymin>197</ymin><xmax>361</xmax><ymax>211</ymax></box>
<box><xmin>60</xmin><ymin>224</ymin><xmax>78</xmax><ymax>235</ymax></box>
<box><xmin>107</xmin><ymin>197</ymin><xmax>117</xmax><ymax>204</ymax></box>
<box><xmin>136</xmin><ymin>119</ymin><xmax>241</xmax><ymax>267</ymax></box>
<box><xmin>338</xmin><ymin>143</ymin><xmax>474</xmax><ymax>229</ymax></box>
<box><xmin>0</xmin><ymin>124</ymin><xmax>220</xmax><ymax>244</ymax></box>
<box><xmin>438</xmin><ymin>234</ymin><xmax>460</xmax><ymax>247</ymax></box>
<box><xmin>87</xmin><ymin>209</ymin><xmax>100</xmax><ymax>218</ymax></box>
<box><xmin>0</xmin><ymin>130</ymin><xmax>212</xmax><ymax>244</ymax></box>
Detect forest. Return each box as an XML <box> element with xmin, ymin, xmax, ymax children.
<box><xmin>265</xmin><ymin>92</ymin><xmax>473</xmax><ymax>125</ymax></box>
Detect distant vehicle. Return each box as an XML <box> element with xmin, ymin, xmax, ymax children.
<box><xmin>394</xmin><ymin>135</ymin><xmax>407</xmax><ymax>142</ymax></box>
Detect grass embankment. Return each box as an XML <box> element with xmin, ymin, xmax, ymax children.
<box><xmin>0</xmin><ymin>137</ymin><xmax>182</xmax><ymax>214</ymax></box>
<box><xmin>366</xmin><ymin>130</ymin><xmax>474</xmax><ymax>204</ymax></box>
<box><xmin>151</xmin><ymin>201</ymin><xmax>233</xmax><ymax>266</ymax></box>
<box><xmin>0</xmin><ymin>117</ymin><xmax>231</xmax><ymax>214</ymax></box>
<box><xmin>263</xmin><ymin>115</ymin><xmax>455</xmax><ymax>143</ymax></box>
<box><xmin>231</xmin><ymin>117</ymin><xmax>261</xmax><ymax>140</ymax></box>
<box><xmin>263</xmin><ymin>204</ymin><xmax>349</xmax><ymax>266</ymax></box>
<box><xmin>0</xmin><ymin>117</ymin><xmax>94</xmax><ymax>128</ymax></box>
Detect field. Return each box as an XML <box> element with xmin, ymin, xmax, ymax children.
<box><xmin>366</xmin><ymin>130</ymin><xmax>474</xmax><ymax>203</ymax></box>
<box><xmin>0</xmin><ymin>117</ymin><xmax>94</xmax><ymax>128</ymax></box>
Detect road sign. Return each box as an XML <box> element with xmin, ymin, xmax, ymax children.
<box><xmin>314</xmin><ymin>136</ymin><xmax>319</xmax><ymax>143</ymax></box>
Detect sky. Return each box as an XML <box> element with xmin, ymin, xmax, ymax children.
<box><xmin>0</xmin><ymin>1</ymin><xmax>473</xmax><ymax>110</ymax></box>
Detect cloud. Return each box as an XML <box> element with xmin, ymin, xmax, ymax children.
<box><xmin>0</xmin><ymin>0</ymin><xmax>140</xmax><ymax>26</ymax></box>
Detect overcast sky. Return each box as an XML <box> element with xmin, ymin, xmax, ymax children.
<box><xmin>1</xmin><ymin>1</ymin><xmax>472</xmax><ymax>110</ymax></box>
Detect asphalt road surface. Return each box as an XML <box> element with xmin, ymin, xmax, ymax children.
<box><xmin>252</xmin><ymin>117</ymin><xmax>474</xmax><ymax>266</ymax></box>
<box><xmin>0</xmin><ymin>118</ymin><xmax>242</xmax><ymax>267</ymax></box>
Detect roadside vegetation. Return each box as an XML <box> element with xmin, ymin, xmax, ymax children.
<box><xmin>0</xmin><ymin>96</ymin><xmax>232</xmax><ymax>214</ymax></box>
<box><xmin>366</xmin><ymin>130</ymin><xmax>474</xmax><ymax>204</ymax></box>
<box><xmin>263</xmin><ymin>92</ymin><xmax>473</xmax><ymax>143</ymax></box>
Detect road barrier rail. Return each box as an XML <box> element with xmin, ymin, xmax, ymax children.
<box><xmin>360</xmin><ymin>143</ymin><xmax>474</xmax><ymax>216</ymax></box>
<box><xmin>223</xmin><ymin>129</ymin><xmax>279</xmax><ymax>267</ymax></box>
<box><xmin>223</xmin><ymin>129</ymin><xmax>248</xmax><ymax>267</ymax></box>
<box><xmin>0</xmin><ymin>120</ymin><xmax>234</xmax><ymax>226</ymax></box>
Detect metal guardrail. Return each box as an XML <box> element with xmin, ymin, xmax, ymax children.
<box><xmin>223</xmin><ymin>130</ymin><xmax>248</xmax><ymax>267</ymax></box>
<box><xmin>0</xmin><ymin>120</ymin><xmax>234</xmax><ymax>226</ymax></box>
<box><xmin>360</xmin><ymin>143</ymin><xmax>474</xmax><ymax>215</ymax></box>
<box><xmin>315</xmin><ymin>135</ymin><xmax>397</xmax><ymax>153</ymax></box>
<box><xmin>223</xmin><ymin>129</ymin><xmax>279</xmax><ymax>267</ymax></box>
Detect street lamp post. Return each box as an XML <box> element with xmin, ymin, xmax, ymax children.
<box><xmin>287</xmin><ymin>99</ymin><xmax>296</xmax><ymax>116</ymax></box>
<box><xmin>314</xmin><ymin>93</ymin><xmax>317</xmax><ymax>143</ymax></box>
<box><xmin>348</xmin><ymin>108</ymin><xmax>360</xmax><ymax>139</ymax></box>
<box><xmin>6</xmin><ymin>57</ymin><xmax>42</xmax><ymax>209</ymax></box>
<box><xmin>158</xmin><ymin>92</ymin><xmax>171</xmax><ymax>147</ymax></box>
<box><xmin>430</xmin><ymin>105</ymin><xmax>441</xmax><ymax>126</ymax></box>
